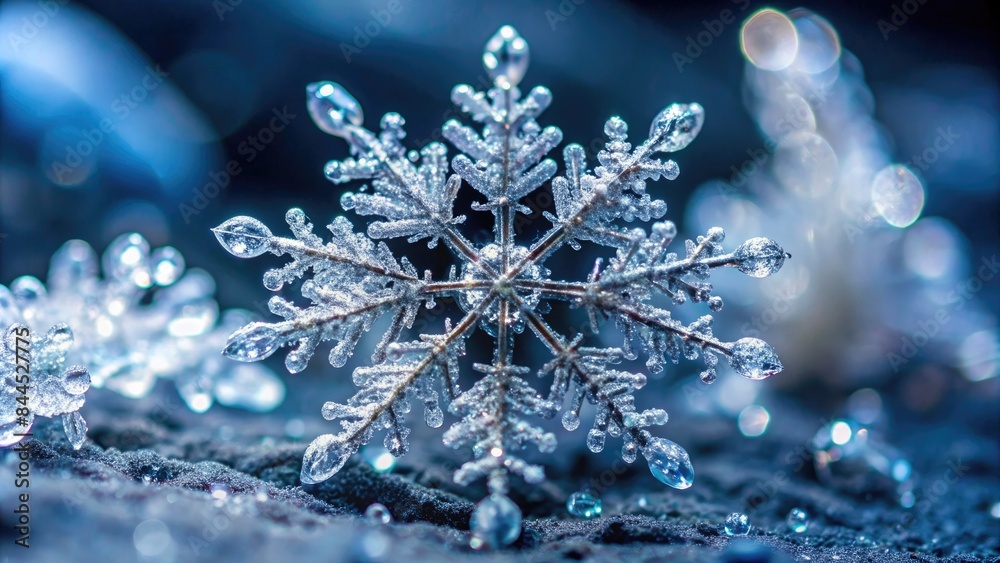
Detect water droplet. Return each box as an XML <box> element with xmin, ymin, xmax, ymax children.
<box><xmin>300</xmin><ymin>434</ymin><xmax>352</xmax><ymax>484</ymax></box>
<box><xmin>567</xmin><ymin>491</ymin><xmax>602</xmax><ymax>519</ymax></box>
<box><xmin>365</xmin><ymin>502</ymin><xmax>392</xmax><ymax>524</ymax></box>
<box><xmin>733</xmin><ymin>237</ymin><xmax>787</xmax><ymax>278</ymax></box>
<box><xmin>872</xmin><ymin>165</ymin><xmax>924</xmax><ymax>228</ymax></box>
<box><xmin>786</xmin><ymin>507</ymin><xmax>809</xmax><ymax>533</ymax></box>
<box><xmin>307</xmin><ymin>81</ymin><xmax>363</xmax><ymax>137</ymax></box>
<box><xmin>62</xmin><ymin>411</ymin><xmax>87</xmax><ymax>450</ymax></box>
<box><xmin>724</xmin><ymin>512</ymin><xmax>751</xmax><ymax>536</ymax></box>
<box><xmin>643</xmin><ymin>437</ymin><xmax>694</xmax><ymax>489</ymax></box>
<box><xmin>223</xmin><ymin>322</ymin><xmax>280</xmax><ymax>361</ymax></box>
<box><xmin>740</xmin><ymin>8</ymin><xmax>799</xmax><ymax>71</ymax></box>
<box><xmin>708</xmin><ymin>296</ymin><xmax>723</xmax><ymax>312</ymax></box>
<box><xmin>729</xmin><ymin>338</ymin><xmax>782</xmax><ymax>379</ymax></box>
<box><xmin>213</xmin><ymin>216</ymin><xmax>273</xmax><ymax>258</ymax></box>
<box><xmin>562</xmin><ymin>410</ymin><xmax>580</xmax><ymax>431</ymax></box>
<box><xmin>586</xmin><ymin>428</ymin><xmax>605</xmax><ymax>452</ymax></box>
<box><xmin>649</xmin><ymin>103</ymin><xmax>704</xmax><ymax>152</ymax></box>
<box><xmin>44</xmin><ymin>323</ymin><xmax>74</xmax><ymax>356</ymax></box>
<box><xmin>150</xmin><ymin>246</ymin><xmax>185</xmax><ymax>286</ymax></box>
<box><xmin>470</xmin><ymin>493</ymin><xmax>521</xmax><ymax>549</ymax></box>
<box><xmin>483</xmin><ymin>25</ymin><xmax>529</xmax><ymax>89</ymax></box>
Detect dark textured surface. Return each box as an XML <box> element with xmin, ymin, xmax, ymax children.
<box><xmin>2</xmin><ymin>380</ymin><xmax>998</xmax><ymax>563</ymax></box>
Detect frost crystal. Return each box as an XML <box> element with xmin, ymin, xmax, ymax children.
<box><xmin>1</xmin><ymin>323</ymin><xmax>90</xmax><ymax>449</ymax></box>
<box><xmin>216</xmin><ymin>25</ymin><xmax>787</xmax><ymax>534</ymax></box>
<box><xmin>1</xmin><ymin>235</ymin><xmax>284</xmax><ymax>414</ymax></box>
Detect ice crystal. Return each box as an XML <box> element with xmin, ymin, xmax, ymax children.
<box><xmin>216</xmin><ymin>25</ymin><xmax>787</xmax><ymax>528</ymax></box>
<box><xmin>0</xmin><ymin>234</ymin><xmax>284</xmax><ymax>414</ymax></box>
<box><xmin>1</xmin><ymin>323</ymin><xmax>90</xmax><ymax>449</ymax></box>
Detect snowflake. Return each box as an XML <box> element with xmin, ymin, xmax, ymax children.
<box><xmin>1</xmin><ymin>323</ymin><xmax>90</xmax><ymax>449</ymax></box>
<box><xmin>214</xmin><ymin>26</ymin><xmax>788</xmax><ymax>546</ymax></box>
<box><xmin>0</xmin><ymin>234</ymin><xmax>284</xmax><ymax>416</ymax></box>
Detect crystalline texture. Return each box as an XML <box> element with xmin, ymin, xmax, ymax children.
<box><xmin>215</xmin><ymin>25</ymin><xmax>787</xmax><ymax>541</ymax></box>
<box><xmin>1</xmin><ymin>235</ymin><xmax>284</xmax><ymax>414</ymax></box>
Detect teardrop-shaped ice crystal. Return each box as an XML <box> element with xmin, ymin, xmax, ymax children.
<box><xmin>307</xmin><ymin>81</ymin><xmax>364</xmax><ymax>137</ymax></box>
<box><xmin>62</xmin><ymin>365</ymin><xmax>90</xmax><ymax>395</ymax></box>
<box><xmin>300</xmin><ymin>434</ymin><xmax>352</xmax><ymax>484</ymax></box>
<box><xmin>104</xmin><ymin>233</ymin><xmax>152</xmax><ymax>287</ymax></box>
<box><xmin>10</xmin><ymin>276</ymin><xmax>47</xmax><ymax>310</ymax></box>
<box><xmin>649</xmin><ymin>103</ymin><xmax>704</xmax><ymax>152</ymax></box>
<box><xmin>223</xmin><ymin>322</ymin><xmax>281</xmax><ymax>361</ymax></box>
<box><xmin>62</xmin><ymin>411</ymin><xmax>87</xmax><ymax>450</ymax></box>
<box><xmin>213</xmin><ymin>217</ymin><xmax>273</xmax><ymax>258</ymax></box>
<box><xmin>729</xmin><ymin>338</ymin><xmax>782</xmax><ymax>380</ymax></box>
<box><xmin>44</xmin><ymin>323</ymin><xmax>74</xmax><ymax>356</ymax></box>
<box><xmin>643</xmin><ymin>437</ymin><xmax>694</xmax><ymax>489</ymax></box>
<box><xmin>733</xmin><ymin>237</ymin><xmax>788</xmax><ymax>278</ymax></box>
<box><xmin>49</xmin><ymin>240</ymin><xmax>98</xmax><ymax>290</ymax></box>
<box><xmin>483</xmin><ymin>25</ymin><xmax>529</xmax><ymax>89</ymax></box>
<box><xmin>150</xmin><ymin>246</ymin><xmax>185</xmax><ymax>286</ymax></box>
<box><xmin>470</xmin><ymin>493</ymin><xmax>522</xmax><ymax>548</ymax></box>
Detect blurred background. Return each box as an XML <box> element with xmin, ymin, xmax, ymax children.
<box><xmin>1</xmin><ymin>0</ymin><xmax>998</xmax><ymax>529</ymax></box>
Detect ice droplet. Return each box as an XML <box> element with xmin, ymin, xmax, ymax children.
<box><xmin>643</xmin><ymin>437</ymin><xmax>694</xmax><ymax>489</ymax></box>
<box><xmin>470</xmin><ymin>493</ymin><xmax>521</xmax><ymax>548</ymax></box>
<box><xmin>567</xmin><ymin>491</ymin><xmax>602</xmax><ymax>519</ymax></box>
<box><xmin>44</xmin><ymin>323</ymin><xmax>74</xmax><ymax>356</ymax></box>
<box><xmin>300</xmin><ymin>434</ymin><xmax>352</xmax><ymax>484</ymax></box>
<box><xmin>62</xmin><ymin>365</ymin><xmax>91</xmax><ymax>395</ymax></box>
<box><xmin>365</xmin><ymin>503</ymin><xmax>393</xmax><ymax>524</ymax></box>
<box><xmin>872</xmin><ymin>164</ymin><xmax>924</xmax><ymax>228</ymax></box>
<box><xmin>729</xmin><ymin>338</ymin><xmax>782</xmax><ymax>380</ymax></box>
<box><xmin>223</xmin><ymin>322</ymin><xmax>281</xmax><ymax>361</ymax></box>
<box><xmin>49</xmin><ymin>239</ymin><xmax>98</xmax><ymax>289</ymax></box>
<box><xmin>786</xmin><ymin>507</ymin><xmax>809</xmax><ymax>533</ymax></box>
<box><xmin>649</xmin><ymin>103</ymin><xmax>704</xmax><ymax>152</ymax></box>
<box><xmin>733</xmin><ymin>237</ymin><xmax>787</xmax><ymax>278</ymax></box>
<box><xmin>724</xmin><ymin>512</ymin><xmax>751</xmax><ymax>536</ymax></box>
<box><xmin>62</xmin><ymin>411</ymin><xmax>87</xmax><ymax>450</ymax></box>
<box><xmin>213</xmin><ymin>216</ymin><xmax>273</xmax><ymax>258</ymax></box>
<box><xmin>104</xmin><ymin>233</ymin><xmax>152</xmax><ymax>287</ymax></box>
<box><xmin>307</xmin><ymin>81</ymin><xmax>364</xmax><ymax>137</ymax></box>
<box><xmin>150</xmin><ymin>246</ymin><xmax>185</xmax><ymax>286</ymax></box>
<box><xmin>483</xmin><ymin>25</ymin><xmax>529</xmax><ymax>89</ymax></box>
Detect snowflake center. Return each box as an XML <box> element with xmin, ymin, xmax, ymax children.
<box><xmin>457</xmin><ymin>243</ymin><xmax>542</xmax><ymax>334</ymax></box>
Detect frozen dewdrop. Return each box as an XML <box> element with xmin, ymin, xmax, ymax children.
<box><xmin>729</xmin><ymin>338</ymin><xmax>782</xmax><ymax>380</ymax></box>
<box><xmin>724</xmin><ymin>512</ymin><xmax>751</xmax><ymax>536</ymax></box>
<box><xmin>643</xmin><ymin>437</ymin><xmax>694</xmax><ymax>489</ymax></box>
<box><xmin>733</xmin><ymin>237</ymin><xmax>787</xmax><ymax>278</ymax></box>
<box><xmin>470</xmin><ymin>494</ymin><xmax>521</xmax><ymax>549</ymax></box>
<box><xmin>483</xmin><ymin>25</ymin><xmax>529</xmax><ymax>89</ymax></box>
<box><xmin>649</xmin><ymin>103</ymin><xmax>704</xmax><ymax>152</ymax></box>
<box><xmin>365</xmin><ymin>503</ymin><xmax>392</xmax><ymax>525</ymax></box>
<box><xmin>307</xmin><ymin>81</ymin><xmax>363</xmax><ymax>137</ymax></box>
<box><xmin>567</xmin><ymin>491</ymin><xmax>602</xmax><ymax>519</ymax></box>
<box><xmin>213</xmin><ymin>217</ymin><xmax>273</xmax><ymax>259</ymax></box>
<box><xmin>787</xmin><ymin>507</ymin><xmax>809</xmax><ymax>533</ymax></box>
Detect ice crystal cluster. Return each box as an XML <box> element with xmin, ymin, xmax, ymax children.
<box><xmin>687</xmin><ymin>8</ymin><xmax>997</xmax><ymax>386</ymax></box>
<box><xmin>215</xmin><ymin>26</ymin><xmax>787</xmax><ymax>546</ymax></box>
<box><xmin>0</xmin><ymin>323</ymin><xmax>90</xmax><ymax>449</ymax></box>
<box><xmin>0</xmin><ymin>234</ymin><xmax>284</xmax><ymax>447</ymax></box>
